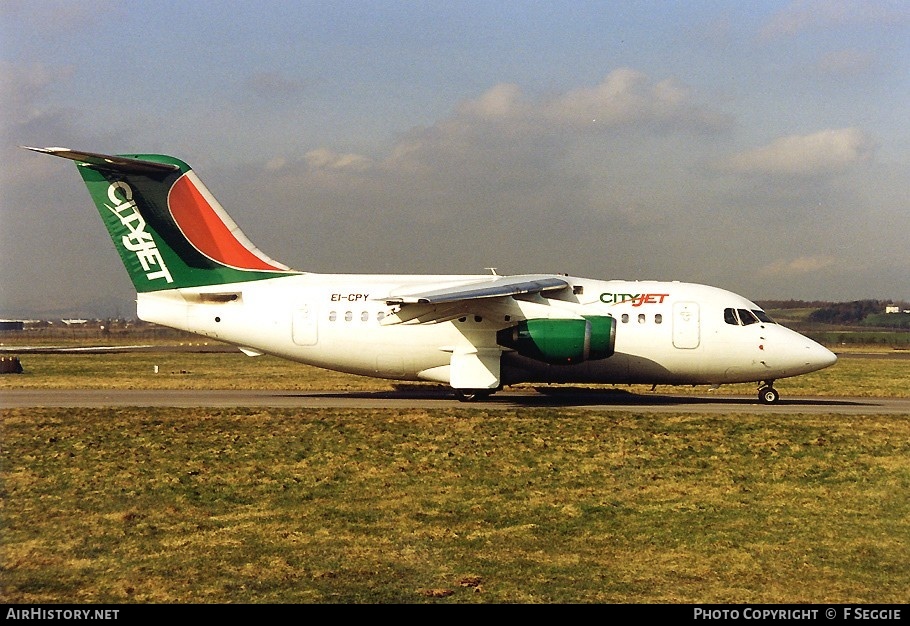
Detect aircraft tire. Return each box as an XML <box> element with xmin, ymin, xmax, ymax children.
<box><xmin>758</xmin><ymin>386</ymin><xmax>780</xmax><ymax>405</ymax></box>
<box><xmin>455</xmin><ymin>389</ymin><xmax>493</xmax><ymax>402</ymax></box>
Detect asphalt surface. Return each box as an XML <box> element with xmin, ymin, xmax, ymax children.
<box><xmin>2</xmin><ymin>387</ymin><xmax>908</xmax><ymax>414</ymax></box>
<box><xmin>2</xmin><ymin>346</ymin><xmax>907</xmax><ymax>413</ymax></box>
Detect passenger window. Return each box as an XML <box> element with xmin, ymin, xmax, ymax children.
<box><xmin>724</xmin><ymin>308</ymin><xmax>738</xmax><ymax>325</ymax></box>
<box><xmin>345</xmin><ymin>311</ymin><xmax>353</xmax><ymax>322</ymax></box>
<box><xmin>361</xmin><ymin>311</ymin><xmax>369</xmax><ymax>322</ymax></box>
<box><xmin>638</xmin><ymin>313</ymin><xmax>646</xmax><ymax>324</ymax></box>
<box><xmin>377</xmin><ymin>311</ymin><xmax>385</xmax><ymax>321</ymax></box>
<box><xmin>621</xmin><ymin>314</ymin><xmax>629</xmax><ymax>324</ymax></box>
<box><xmin>655</xmin><ymin>314</ymin><xmax>662</xmax><ymax>324</ymax></box>
<box><xmin>329</xmin><ymin>311</ymin><xmax>337</xmax><ymax>322</ymax></box>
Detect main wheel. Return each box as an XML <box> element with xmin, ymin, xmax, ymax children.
<box><xmin>758</xmin><ymin>386</ymin><xmax>780</xmax><ymax>404</ymax></box>
<box><xmin>455</xmin><ymin>389</ymin><xmax>493</xmax><ymax>402</ymax></box>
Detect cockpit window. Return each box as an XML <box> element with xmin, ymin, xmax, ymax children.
<box><xmin>726</xmin><ymin>307</ymin><xmax>775</xmax><ymax>326</ymax></box>
<box><xmin>737</xmin><ymin>309</ymin><xmax>759</xmax><ymax>325</ymax></box>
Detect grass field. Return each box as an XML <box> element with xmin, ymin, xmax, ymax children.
<box><xmin>2</xmin><ymin>349</ymin><xmax>909</xmax><ymax>603</ymax></box>
<box><xmin>3</xmin><ymin>406</ymin><xmax>909</xmax><ymax>603</ymax></box>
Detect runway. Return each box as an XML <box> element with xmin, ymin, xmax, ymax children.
<box><xmin>2</xmin><ymin>388</ymin><xmax>908</xmax><ymax>414</ymax></box>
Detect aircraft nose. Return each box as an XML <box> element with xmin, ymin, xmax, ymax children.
<box><xmin>809</xmin><ymin>341</ymin><xmax>838</xmax><ymax>370</ymax></box>
<box><xmin>791</xmin><ymin>336</ymin><xmax>837</xmax><ymax>374</ymax></box>
<box><xmin>771</xmin><ymin>328</ymin><xmax>837</xmax><ymax>375</ymax></box>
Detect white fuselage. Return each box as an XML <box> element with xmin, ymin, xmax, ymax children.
<box><xmin>137</xmin><ymin>273</ymin><xmax>836</xmax><ymax>388</ymax></box>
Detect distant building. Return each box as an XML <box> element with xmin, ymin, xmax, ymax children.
<box><xmin>0</xmin><ymin>320</ymin><xmax>25</xmax><ymax>331</ymax></box>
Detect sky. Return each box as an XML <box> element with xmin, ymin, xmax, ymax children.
<box><xmin>1</xmin><ymin>0</ymin><xmax>908</xmax><ymax>318</ymax></box>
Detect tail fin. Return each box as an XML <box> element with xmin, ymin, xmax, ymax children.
<box><xmin>23</xmin><ymin>147</ymin><xmax>297</xmax><ymax>291</ymax></box>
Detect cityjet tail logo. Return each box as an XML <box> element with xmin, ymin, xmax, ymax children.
<box><xmin>104</xmin><ymin>181</ymin><xmax>173</xmax><ymax>283</ymax></box>
<box><xmin>600</xmin><ymin>293</ymin><xmax>670</xmax><ymax>307</ymax></box>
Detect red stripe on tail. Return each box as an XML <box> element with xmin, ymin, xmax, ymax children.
<box><xmin>168</xmin><ymin>174</ymin><xmax>286</xmax><ymax>272</ymax></box>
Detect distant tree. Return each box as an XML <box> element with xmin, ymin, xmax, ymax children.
<box><xmin>808</xmin><ymin>300</ymin><xmax>887</xmax><ymax>325</ymax></box>
<box><xmin>756</xmin><ymin>300</ymin><xmax>831</xmax><ymax>310</ymax></box>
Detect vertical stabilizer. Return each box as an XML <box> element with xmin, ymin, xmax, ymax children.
<box><xmin>23</xmin><ymin>147</ymin><xmax>297</xmax><ymax>291</ymax></box>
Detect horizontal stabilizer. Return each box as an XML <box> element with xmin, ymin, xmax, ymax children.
<box><xmin>21</xmin><ymin>146</ymin><xmax>180</xmax><ymax>175</ymax></box>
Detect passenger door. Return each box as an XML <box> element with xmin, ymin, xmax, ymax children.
<box><xmin>672</xmin><ymin>301</ymin><xmax>700</xmax><ymax>349</ymax></box>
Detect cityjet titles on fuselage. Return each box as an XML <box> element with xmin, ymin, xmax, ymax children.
<box><xmin>599</xmin><ymin>293</ymin><xmax>670</xmax><ymax>306</ymax></box>
<box><xmin>104</xmin><ymin>181</ymin><xmax>173</xmax><ymax>283</ymax></box>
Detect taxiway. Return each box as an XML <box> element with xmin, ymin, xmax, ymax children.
<box><xmin>2</xmin><ymin>388</ymin><xmax>908</xmax><ymax>414</ymax></box>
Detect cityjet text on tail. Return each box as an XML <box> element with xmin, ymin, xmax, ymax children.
<box><xmin>24</xmin><ymin>146</ymin><xmax>837</xmax><ymax>404</ymax></box>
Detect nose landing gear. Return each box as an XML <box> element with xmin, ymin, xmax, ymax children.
<box><xmin>758</xmin><ymin>381</ymin><xmax>780</xmax><ymax>404</ymax></box>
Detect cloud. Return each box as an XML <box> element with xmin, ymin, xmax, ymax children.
<box><xmin>226</xmin><ymin>69</ymin><xmax>735</xmax><ymax>280</ymax></box>
<box><xmin>381</xmin><ymin>68</ymin><xmax>728</xmax><ymax>185</ymax></box>
<box><xmin>760</xmin><ymin>0</ymin><xmax>910</xmax><ymax>40</ymax></box>
<box><xmin>304</xmin><ymin>148</ymin><xmax>373</xmax><ymax>172</ymax></box>
<box><xmin>244</xmin><ymin>72</ymin><xmax>306</xmax><ymax>97</ymax></box>
<box><xmin>0</xmin><ymin>61</ymin><xmax>71</xmax><ymax>127</ymax></box>
<box><xmin>0</xmin><ymin>62</ymin><xmax>85</xmax><ymax>185</ymax></box>
<box><xmin>816</xmin><ymin>49</ymin><xmax>876</xmax><ymax>76</ymax></box>
<box><xmin>457</xmin><ymin>83</ymin><xmax>528</xmax><ymax>119</ymax></box>
<box><xmin>544</xmin><ymin>70</ymin><xmax>715</xmax><ymax>130</ymax></box>
<box><xmin>721</xmin><ymin>128</ymin><xmax>875</xmax><ymax>176</ymax></box>
<box><xmin>759</xmin><ymin>255</ymin><xmax>837</xmax><ymax>276</ymax></box>
<box><xmin>454</xmin><ymin>68</ymin><xmax>729</xmax><ymax>133</ymax></box>
<box><xmin>237</xmin><ymin>68</ymin><xmax>733</xmax><ymax>256</ymax></box>
<box><xmin>0</xmin><ymin>0</ymin><xmax>115</xmax><ymax>34</ymax></box>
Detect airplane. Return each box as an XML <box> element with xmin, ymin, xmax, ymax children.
<box><xmin>23</xmin><ymin>146</ymin><xmax>837</xmax><ymax>404</ymax></box>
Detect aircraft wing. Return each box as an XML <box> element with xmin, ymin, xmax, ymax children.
<box><xmin>378</xmin><ymin>274</ymin><xmax>571</xmax><ymax>325</ymax></box>
<box><xmin>382</xmin><ymin>274</ymin><xmax>569</xmax><ymax>305</ymax></box>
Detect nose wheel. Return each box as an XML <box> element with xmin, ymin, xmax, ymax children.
<box><xmin>758</xmin><ymin>382</ymin><xmax>779</xmax><ymax>405</ymax></box>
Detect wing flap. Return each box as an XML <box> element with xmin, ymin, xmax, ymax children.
<box><xmin>381</xmin><ymin>274</ymin><xmax>569</xmax><ymax>305</ymax></box>
<box><xmin>380</xmin><ymin>303</ymin><xmax>471</xmax><ymax>326</ymax></box>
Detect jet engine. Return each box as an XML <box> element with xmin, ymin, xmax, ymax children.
<box><xmin>497</xmin><ymin>315</ymin><xmax>616</xmax><ymax>364</ymax></box>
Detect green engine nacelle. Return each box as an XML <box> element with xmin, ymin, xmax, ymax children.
<box><xmin>497</xmin><ymin>315</ymin><xmax>616</xmax><ymax>364</ymax></box>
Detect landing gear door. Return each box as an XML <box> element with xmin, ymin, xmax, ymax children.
<box><xmin>672</xmin><ymin>301</ymin><xmax>700</xmax><ymax>349</ymax></box>
<box><xmin>450</xmin><ymin>348</ymin><xmax>501</xmax><ymax>390</ymax></box>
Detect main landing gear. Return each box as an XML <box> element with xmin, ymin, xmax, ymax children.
<box><xmin>455</xmin><ymin>389</ymin><xmax>495</xmax><ymax>402</ymax></box>
<box><xmin>758</xmin><ymin>381</ymin><xmax>780</xmax><ymax>405</ymax></box>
